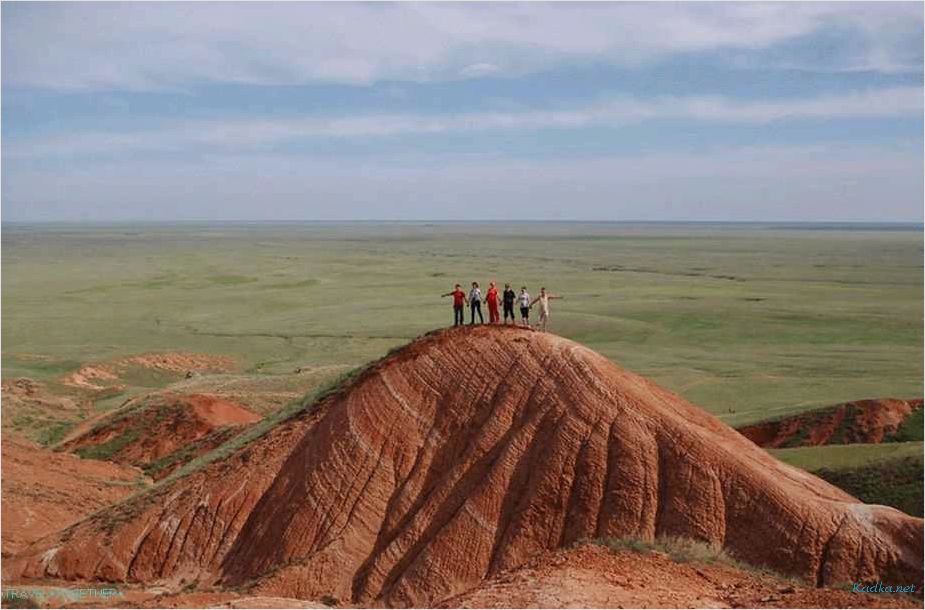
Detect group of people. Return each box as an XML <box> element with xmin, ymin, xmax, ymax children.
<box><xmin>442</xmin><ymin>282</ymin><xmax>563</xmax><ymax>331</ymax></box>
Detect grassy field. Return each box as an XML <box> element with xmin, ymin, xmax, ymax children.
<box><xmin>772</xmin><ymin>442</ymin><xmax>924</xmax><ymax>516</ymax></box>
<box><xmin>771</xmin><ymin>442</ymin><xmax>925</xmax><ymax>471</ymax></box>
<box><xmin>2</xmin><ymin>222</ymin><xmax>922</xmax><ymax>428</ymax></box>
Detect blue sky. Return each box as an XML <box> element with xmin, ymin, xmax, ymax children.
<box><xmin>2</xmin><ymin>1</ymin><xmax>923</xmax><ymax>222</ymax></box>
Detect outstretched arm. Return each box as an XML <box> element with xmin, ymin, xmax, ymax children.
<box><xmin>550</xmin><ymin>294</ymin><xmax>564</xmax><ymax>300</ymax></box>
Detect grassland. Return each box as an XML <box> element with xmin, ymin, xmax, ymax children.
<box><xmin>771</xmin><ymin>442</ymin><xmax>925</xmax><ymax>471</ymax></box>
<box><xmin>3</xmin><ymin>222</ymin><xmax>921</xmax><ymax>430</ymax></box>
<box><xmin>772</xmin><ymin>442</ymin><xmax>924</xmax><ymax>516</ymax></box>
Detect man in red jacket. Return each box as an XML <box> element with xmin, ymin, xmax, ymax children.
<box><xmin>486</xmin><ymin>281</ymin><xmax>501</xmax><ymax>324</ymax></box>
<box><xmin>441</xmin><ymin>284</ymin><xmax>466</xmax><ymax>326</ymax></box>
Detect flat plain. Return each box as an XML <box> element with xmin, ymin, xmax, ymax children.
<box><xmin>3</xmin><ymin>221</ymin><xmax>921</xmax><ymax>430</ymax></box>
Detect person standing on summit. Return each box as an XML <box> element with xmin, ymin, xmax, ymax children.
<box><xmin>486</xmin><ymin>281</ymin><xmax>501</xmax><ymax>324</ymax></box>
<box><xmin>531</xmin><ymin>286</ymin><xmax>563</xmax><ymax>332</ymax></box>
<box><xmin>518</xmin><ymin>286</ymin><xmax>531</xmax><ymax>327</ymax></box>
<box><xmin>468</xmin><ymin>281</ymin><xmax>484</xmax><ymax>324</ymax></box>
<box><xmin>441</xmin><ymin>284</ymin><xmax>466</xmax><ymax>326</ymax></box>
<box><xmin>502</xmin><ymin>283</ymin><xmax>517</xmax><ymax>324</ymax></box>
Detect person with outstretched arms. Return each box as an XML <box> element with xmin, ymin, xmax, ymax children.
<box><xmin>531</xmin><ymin>286</ymin><xmax>563</xmax><ymax>332</ymax></box>
<box><xmin>442</xmin><ymin>284</ymin><xmax>466</xmax><ymax>326</ymax></box>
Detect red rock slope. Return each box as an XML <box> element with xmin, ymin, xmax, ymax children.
<box><xmin>737</xmin><ymin>398</ymin><xmax>923</xmax><ymax>448</ymax></box>
<box><xmin>5</xmin><ymin>327</ymin><xmax>922</xmax><ymax>607</ymax></box>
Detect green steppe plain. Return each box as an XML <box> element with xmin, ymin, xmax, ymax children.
<box><xmin>3</xmin><ymin>222</ymin><xmax>921</xmax><ymax>428</ymax></box>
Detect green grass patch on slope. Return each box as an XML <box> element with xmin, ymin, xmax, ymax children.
<box><xmin>885</xmin><ymin>408</ymin><xmax>924</xmax><ymax>443</ymax></box>
<box><xmin>825</xmin><ymin>404</ymin><xmax>858</xmax><ymax>446</ymax></box>
<box><xmin>778</xmin><ymin>422</ymin><xmax>811</xmax><ymax>449</ymax></box>
<box><xmin>771</xmin><ymin>442</ymin><xmax>923</xmax><ymax>516</ymax></box>
<box><xmin>36</xmin><ymin>421</ymin><xmax>72</xmax><ymax>447</ymax></box>
<box><xmin>142</xmin><ymin>426</ymin><xmax>238</xmax><ymax>479</ymax></box>
<box><xmin>815</xmin><ymin>457</ymin><xmax>923</xmax><ymax>517</ymax></box>
<box><xmin>581</xmin><ymin>536</ymin><xmax>795</xmax><ymax>580</ymax></box>
<box><xmin>74</xmin><ymin>428</ymin><xmax>141</xmax><ymax>461</ymax></box>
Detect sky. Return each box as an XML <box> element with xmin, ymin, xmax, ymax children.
<box><xmin>1</xmin><ymin>1</ymin><xmax>923</xmax><ymax>222</ymax></box>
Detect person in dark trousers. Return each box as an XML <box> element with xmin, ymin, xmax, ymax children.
<box><xmin>518</xmin><ymin>286</ymin><xmax>531</xmax><ymax>327</ymax></box>
<box><xmin>468</xmin><ymin>281</ymin><xmax>483</xmax><ymax>324</ymax></box>
<box><xmin>442</xmin><ymin>284</ymin><xmax>466</xmax><ymax>326</ymax></box>
<box><xmin>502</xmin><ymin>283</ymin><xmax>517</xmax><ymax>324</ymax></box>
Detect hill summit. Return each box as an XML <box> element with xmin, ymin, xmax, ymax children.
<box><xmin>7</xmin><ymin>326</ymin><xmax>921</xmax><ymax>606</ymax></box>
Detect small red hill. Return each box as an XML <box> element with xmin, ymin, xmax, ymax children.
<box><xmin>6</xmin><ymin>327</ymin><xmax>922</xmax><ymax>607</ymax></box>
<box><xmin>737</xmin><ymin>398</ymin><xmax>923</xmax><ymax>448</ymax></box>
<box><xmin>60</xmin><ymin>393</ymin><xmax>260</xmax><ymax>479</ymax></box>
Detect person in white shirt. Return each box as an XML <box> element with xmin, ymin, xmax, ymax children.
<box><xmin>530</xmin><ymin>286</ymin><xmax>563</xmax><ymax>332</ymax></box>
<box><xmin>468</xmin><ymin>282</ymin><xmax>484</xmax><ymax>324</ymax></box>
<box><xmin>518</xmin><ymin>287</ymin><xmax>531</xmax><ymax>327</ymax></box>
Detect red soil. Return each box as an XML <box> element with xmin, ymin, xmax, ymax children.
<box><xmin>443</xmin><ymin>542</ymin><xmax>919</xmax><ymax>608</ymax></box>
<box><xmin>136</xmin><ymin>593</ymin><xmax>328</xmax><ymax>608</ymax></box>
<box><xmin>5</xmin><ymin>327</ymin><xmax>922</xmax><ymax>607</ymax></box>
<box><xmin>60</xmin><ymin>394</ymin><xmax>260</xmax><ymax>479</ymax></box>
<box><xmin>185</xmin><ymin>394</ymin><xmax>262</xmax><ymax>428</ymax></box>
<box><xmin>1</xmin><ymin>437</ymin><xmax>143</xmax><ymax>557</ymax></box>
<box><xmin>42</xmin><ymin>545</ymin><xmax>917</xmax><ymax>609</ymax></box>
<box><xmin>737</xmin><ymin>399</ymin><xmax>923</xmax><ymax>448</ymax></box>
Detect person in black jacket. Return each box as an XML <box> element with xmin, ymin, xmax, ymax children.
<box><xmin>502</xmin><ymin>283</ymin><xmax>517</xmax><ymax>324</ymax></box>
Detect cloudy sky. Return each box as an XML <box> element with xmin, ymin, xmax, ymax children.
<box><xmin>2</xmin><ymin>1</ymin><xmax>923</xmax><ymax>222</ymax></box>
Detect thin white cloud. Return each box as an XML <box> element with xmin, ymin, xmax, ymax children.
<box><xmin>6</xmin><ymin>87</ymin><xmax>921</xmax><ymax>160</ymax></box>
<box><xmin>2</xmin><ymin>2</ymin><xmax>921</xmax><ymax>91</ymax></box>
<box><xmin>459</xmin><ymin>63</ymin><xmax>501</xmax><ymax>78</ymax></box>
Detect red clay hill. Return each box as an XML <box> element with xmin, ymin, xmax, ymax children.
<box><xmin>60</xmin><ymin>393</ymin><xmax>260</xmax><ymax>480</ymax></box>
<box><xmin>6</xmin><ymin>326</ymin><xmax>922</xmax><ymax>607</ymax></box>
<box><xmin>737</xmin><ymin>398</ymin><xmax>923</xmax><ymax>448</ymax></box>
